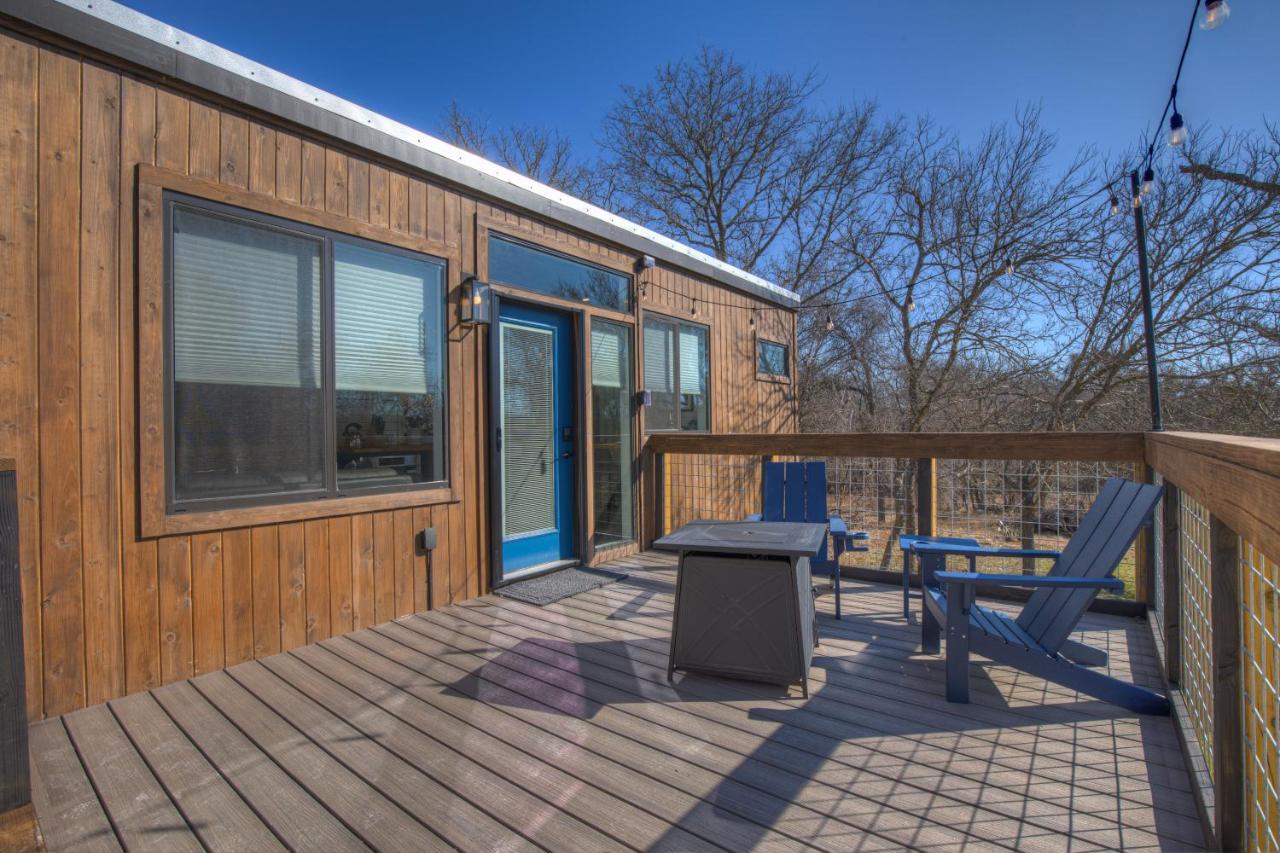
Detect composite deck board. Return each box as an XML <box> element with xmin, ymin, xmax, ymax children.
<box><xmin>28</xmin><ymin>553</ymin><xmax>1204</xmax><ymax>851</ymax></box>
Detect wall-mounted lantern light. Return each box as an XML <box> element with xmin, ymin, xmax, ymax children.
<box><xmin>636</xmin><ymin>254</ymin><xmax>656</xmax><ymax>271</ymax></box>
<box><xmin>460</xmin><ymin>276</ymin><xmax>491</xmax><ymax>325</ymax></box>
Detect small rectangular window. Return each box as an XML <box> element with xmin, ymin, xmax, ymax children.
<box><xmin>643</xmin><ymin>314</ymin><xmax>709</xmax><ymax>432</ymax></box>
<box><xmin>757</xmin><ymin>339</ymin><xmax>789</xmax><ymax>379</ymax></box>
<box><xmin>167</xmin><ymin>195</ymin><xmax>448</xmax><ymax>512</ymax></box>
<box><xmin>488</xmin><ymin>234</ymin><xmax>631</xmax><ymax>312</ymax></box>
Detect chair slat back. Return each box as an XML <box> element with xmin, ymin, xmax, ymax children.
<box><xmin>1016</xmin><ymin>478</ymin><xmax>1163</xmax><ymax>651</ymax></box>
<box><xmin>761</xmin><ymin>461</ymin><xmax>830</xmax><ymax>564</ymax></box>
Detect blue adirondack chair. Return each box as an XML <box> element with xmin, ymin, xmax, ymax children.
<box><xmin>747</xmin><ymin>461</ymin><xmax>868</xmax><ymax>619</ymax></box>
<box><xmin>913</xmin><ymin>477</ymin><xmax>1169</xmax><ymax>715</ymax></box>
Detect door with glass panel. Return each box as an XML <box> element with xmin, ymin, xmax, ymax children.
<box><xmin>496</xmin><ymin>302</ymin><xmax>577</xmax><ymax>578</ymax></box>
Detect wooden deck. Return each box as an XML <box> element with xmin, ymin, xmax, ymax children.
<box><xmin>28</xmin><ymin>552</ymin><xmax>1205</xmax><ymax>852</ymax></box>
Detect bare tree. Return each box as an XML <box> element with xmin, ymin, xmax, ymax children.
<box><xmin>442</xmin><ymin>101</ymin><xmax>592</xmax><ymax>196</ymax></box>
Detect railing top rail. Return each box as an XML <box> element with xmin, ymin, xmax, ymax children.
<box><xmin>645</xmin><ymin>432</ymin><xmax>1147</xmax><ymax>463</ymax></box>
<box><xmin>1145</xmin><ymin>431</ymin><xmax>1280</xmax><ymax>565</ymax></box>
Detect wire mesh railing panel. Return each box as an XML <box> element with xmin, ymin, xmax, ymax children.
<box><xmin>932</xmin><ymin>459</ymin><xmax>1138</xmax><ymax>599</ymax></box>
<box><xmin>1179</xmin><ymin>491</ymin><xmax>1215</xmax><ymax>781</ymax></box>
<box><xmin>662</xmin><ymin>453</ymin><xmax>759</xmax><ymax>532</ymax></box>
<box><xmin>823</xmin><ymin>457</ymin><xmax>917</xmax><ymax>570</ymax></box>
<box><xmin>1242</xmin><ymin>538</ymin><xmax>1280</xmax><ymax>853</ymax></box>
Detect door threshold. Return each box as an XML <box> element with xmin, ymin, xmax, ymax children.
<box><xmin>497</xmin><ymin>558</ymin><xmax>580</xmax><ymax>586</ymax></box>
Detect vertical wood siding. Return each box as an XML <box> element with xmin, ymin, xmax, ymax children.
<box><xmin>0</xmin><ymin>32</ymin><xmax>796</xmax><ymax>719</ymax></box>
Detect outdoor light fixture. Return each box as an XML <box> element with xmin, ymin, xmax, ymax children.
<box><xmin>460</xmin><ymin>276</ymin><xmax>491</xmax><ymax>325</ymax></box>
<box><xmin>825</xmin><ymin>314</ymin><xmax>835</xmax><ymax>332</ymax></box>
<box><xmin>1004</xmin><ymin>259</ymin><xmax>1016</xmax><ymax>277</ymax></box>
<box><xmin>1169</xmin><ymin>112</ymin><xmax>1186</xmax><ymax>147</ymax></box>
<box><xmin>1141</xmin><ymin>168</ymin><xmax>1155</xmax><ymax>196</ymax></box>
<box><xmin>906</xmin><ymin>297</ymin><xmax>917</xmax><ymax>312</ymax></box>
<box><xmin>1201</xmin><ymin>0</ymin><xmax>1229</xmax><ymax>29</ymax></box>
<box><xmin>636</xmin><ymin>254</ymin><xmax>656</xmax><ymax>271</ymax></box>
<box><xmin>691</xmin><ymin>298</ymin><xmax>699</xmax><ymax>318</ymax></box>
<box><xmin>1110</xmin><ymin>195</ymin><xmax>1121</xmax><ymax>215</ymax></box>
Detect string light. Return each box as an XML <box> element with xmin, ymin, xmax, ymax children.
<box><xmin>825</xmin><ymin>314</ymin><xmax>835</xmax><ymax>332</ymax></box>
<box><xmin>1004</xmin><ymin>259</ymin><xmax>1016</xmax><ymax>277</ymax></box>
<box><xmin>1201</xmin><ymin>0</ymin><xmax>1229</xmax><ymax>29</ymax></box>
<box><xmin>1109</xmin><ymin>195</ymin><xmax>1120</xmax><ymax>215</ymax></box>
<box><xmin>1141</xmin><ymin>168</ymin><xmax>1155</xmax><ymax>196</ymax></box>
<box><xmin>1169</xmin><ymin>111</ymin><xmax>1186</xmax><ymax>147</ymax></box>
<box><xmin>690</xmin><ymin>298</ymin><xmax>698</xmax><ymax>318</ymax></box>
<box><xmin>748</xmin><ymin>309</ymin><xmax>756</xmax><ymax>327</ymax></box>
<box><xmin>906</xmin><ymin>296</ymin><xmax>917</xmax><ymax>312</ymax></box>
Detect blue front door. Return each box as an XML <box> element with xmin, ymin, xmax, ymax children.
<box><xmin>497</xmin><ymin>302</ymin><xmax>577</xmax><ymax>577</ymax></box>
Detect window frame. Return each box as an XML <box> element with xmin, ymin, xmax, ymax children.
<box><xmin>587</xmin><ymin>316</ymin><xmax>638</xmax><ymax>549</ymax></box>
<box><xmin>641</xmin><ymin>311</ymin><xmax>712</xmax><ymax>434</ymax></box>
<box><xmin>755</xmin><ymin>336</ymin><xmax>791</xmax><ymax>383</ymax></box>
<box><xmin>137</xmin><ymin>166</ymin><xmax>463</xmax><ymax>537</ymax></box>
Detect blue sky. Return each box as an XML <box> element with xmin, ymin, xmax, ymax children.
<box><xmin>121</xmin><ymin>1</ymin><xmax>1275</xmax><ymax>177</ymax></box>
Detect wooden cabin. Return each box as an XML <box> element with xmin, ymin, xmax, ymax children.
<box><xmin>0</xmin><ymin>0</ymin><xmax>800</xmax><ymax>721</ymax></box>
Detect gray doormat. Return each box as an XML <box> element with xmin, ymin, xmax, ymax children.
<box><xmin>495</xmin><ymin>567</ymin><xmax>627</xmax><ymax>606</ymax></box>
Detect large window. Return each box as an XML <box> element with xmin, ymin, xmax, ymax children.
<box><xmin>591</xmin><ymin>320</ymin><xmax>634</xmax><ymax>546</ymax></box>
<box><xmin>643</xmin><ymin>315</ymin><xmax>709</xmax><ymax>432</ymax></box>
<box><xmin>167</xmin><ymin>195</ymin><xmax>447</xmax><ymax>511</ymax></box>
<box><xmin>757</xmin><ymin>338</ymin><xmax>789</xmax><ymax>379</ymax></box>
<box><xmin>488</xmin><ymin>234</ymin><xmax>631</xmax><ymax>312</ymax></box>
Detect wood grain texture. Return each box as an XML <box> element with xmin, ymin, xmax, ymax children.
<box><xmin>8</xmin><ymin>41</ymin><xmax>797</xmax><ymax>721</ymax></box>
<box><xmin>28</xmin><ymin>553</ymin><xmax>1207</xmax><ymax>853</ymax></box>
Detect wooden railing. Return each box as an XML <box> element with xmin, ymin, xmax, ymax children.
<box><xmin>643</xmin><ymin>429</ymin><xmax>1280</xmax><ymax>851</ymax></box>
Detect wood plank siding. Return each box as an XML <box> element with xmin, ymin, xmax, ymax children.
<box><xmin>28</xmin><ymin>552</ymin><xmax>1205</xmax><ymax>852</ymax></box>
<box><xmin>0</xmin><ymin>28</ymin><xmax>797</xmax><ymax>719</ymax></box>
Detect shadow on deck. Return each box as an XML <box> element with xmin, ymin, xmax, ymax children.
<box><xmin>28</xmin><ymin>551</ymin><xmax>1205</xmax><ymax>851</ymax></box>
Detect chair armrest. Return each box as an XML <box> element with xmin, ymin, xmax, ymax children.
<box><xmin>911</xmin><ymin>542</ymin><xmax>1060</xmax><ymax>560</ymax></box>
<box><xmin>828</xmin><ymin>516</ymin><xmax>848</xmax><ymax>536</ymax></box>
<box><xmin>745</xmin><ymin>513</ymin><xmax>763</xmax><ymax>522</ymax></box>
<box><xmin>934</xmin><ymin>571</ymin><xmax>1124</xmax><ymax>592</ymax></box>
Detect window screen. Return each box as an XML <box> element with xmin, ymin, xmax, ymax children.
<box><xmin>642</xmin><ymin>315</ymin><xmax>708</xmax><ymax>432</ymax></box>
<box><xmin>167</xmin><ymin>196</ymin><xmax>448</xmax><ymax>511</ymax></box>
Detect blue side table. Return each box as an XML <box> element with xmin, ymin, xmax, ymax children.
<box><xmin>897</xmin><ymin>534</ymin><xmax>979</xmax><ymax>619</ymax></box>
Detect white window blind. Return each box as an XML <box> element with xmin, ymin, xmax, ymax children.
<box><xmin>172</xmin><ymin>207</ymin><xmax>321</xmax><ymax>388</ymax></box>
<box><xmin>334</xmin><ymin>242</ymin><xmax>444</xmax><ymax>394</ymax></box>
<box><xmin>591</xmin><ymin>323</ymin><xmax>628</xmax><ymax>389</ymax></box>
<box><xmin>643</xmin><ymin>321</ymin><xmax>674</xmax><ymax>393</ymax></box>
<box><xmin>679</xmin><ymin>326</ymin><xmax>706</xmax><ymax>395</ymax></box>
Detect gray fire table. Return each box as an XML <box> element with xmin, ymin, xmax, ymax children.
<box><xmin>654</xmin><ymin>521</ymin><xmax>828</xmax><ymax>697</ymax></box>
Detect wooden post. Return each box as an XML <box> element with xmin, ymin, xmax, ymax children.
<box><xmin>1209</xmin><ymin>514</ymin><xmax>1242</xmax><ymax>853</ymax></box>
<box><xmin>915</xmin><ymin>458</ymin><xmax>936</xmax><ymax>538</ymax></box>
<box><xmin>1133</xmin><ymin>463</ymin><xmax>1156</xmax><ymax>606</ymax></box>
<box><xmin>654</xmin><ymin>451</ymin><xmax>666</xmax><ymax>540</ymax></box>
<box><xmin>0</xmin><ymin>466</ymin><xmax>30</xmax><ymax>814</ymax></box>
<box><xmin>1161</xmin><ymin>483</ymin><xmax>1182</xmax><ymax>684</ymax></box>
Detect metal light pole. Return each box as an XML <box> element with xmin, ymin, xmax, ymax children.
<box><xmin>1130</xmin><ymin>169</ymin><xmax>1163</xmax><ymax>431</ymax></box>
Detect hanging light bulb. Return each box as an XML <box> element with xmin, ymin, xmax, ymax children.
<box><xmin>1004</xmin><ymin>259</ymin><xmax>1016</xmax><ymax>277</ymax></box>
<box><xmin>690</xmin><ymin>298</ymin><xmax>698</xmax><ymax>318</ymax></box>
<box><xmin>1141</xmin><ymin>167</ymin><xmax>1155</xmax><ymax>196</ymax></box>
<box><xmin>748</xmin><ymin>309</ymin><xmax>756</xmax><ymax>327</ymax></box>
<box><xmin>1109</xmin><ymin>195</ymin><xmax>1120</xmax><ymax>215</ymax></box>
<box><xmin>1169</xmin><ymin>112</ymin><xmax>1186</xmax><ymax>147</ymax></box>
<box><xmin>1132</xmin><ymin>191</ymin><xmax>1143</xmax><ymax>209</ymax></box>
<box><xmin>1201</xmin><ymin>0</ymin><xmax>1230</xmax><ymax>29</ymax></box>
<box><xmin>825</xmin><ymin>314</ymin><xmax>835</xmax><ymax>332</ymax></box>
<box><xmin>906</xmin><ymin>296</ymin><xmax>917</xmax><ymax>312</ymax></box>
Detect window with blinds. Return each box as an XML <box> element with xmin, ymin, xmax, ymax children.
<box><xmin>166</xmin><ymin>194</ymin><xmax>448</xmax><ymax>511</ymax></box>
<box><xmin>642</xmin><ymin>314</ymin><xmax>708</xmax><ymax>432</ymax></box>
<box><xmin>591</xmin><ymin>320</ymin><xmax>634</xmax><ymax>546</ymax></box>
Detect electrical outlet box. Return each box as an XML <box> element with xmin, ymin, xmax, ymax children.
<box><xmin>420</xmin><ymin>527</ymin><xmax>437</xmax><ymax>551</ymax></box>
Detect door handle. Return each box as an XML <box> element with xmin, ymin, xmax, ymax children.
<box><xmin>562</xmin><ymin>451</ymin><xmax>574</xmax><ymax>459</ymax></box>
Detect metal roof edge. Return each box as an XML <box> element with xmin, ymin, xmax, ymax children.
<box><xmin>1</xmin><ymin>0</ymin><xmax>801</xmax><ymax>309</ymax></box>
